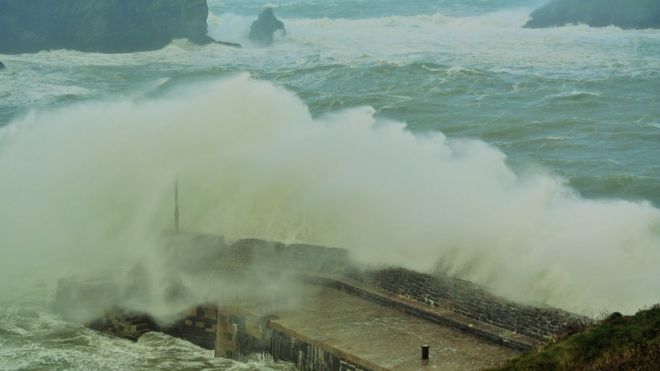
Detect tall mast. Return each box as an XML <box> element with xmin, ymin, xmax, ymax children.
<box><xmin>174</xmin><ymin>175</ymin><xmax>180</xmax><ymax>233</ymax></box>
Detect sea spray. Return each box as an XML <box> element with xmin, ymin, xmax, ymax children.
<box><xmin>0</xmin><ymin>74</ymin><xmax>659</xmax><ymax>317</ymax></box>
<box><xmin>0</xmin><ymin>294</ymin><xmax>292</xmax><ymax>370</ymax></box>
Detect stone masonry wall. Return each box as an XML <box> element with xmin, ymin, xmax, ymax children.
<box><xmin>211</xmin><ymin>307</ymin><xmax>379</xmax><ymax>370</ymax></box>
<box><xmin>349</xmin><ymin>268</ymin><xmax>588</xmax><ymax>341</ymax></box>
<box><xmin>163</xmin><ymin>233</ymin><xmax>588</xmax><ymax>341</ymax></box>
<box><xmin>164</xmin><ymin>305</ymin><xmax>218</xmax><ymax>350</ymax></box>
<box><xmin>267</xmin><ymin>324</ymin><xmax>376</xmax><ymax>371</ymax></box>
<box><xmin>63</xmin><ymin>233</ymin><xmax>588</xmax><ymax>360</ymax></box>
<box><xmin>163</xmin><ymin>233</ymin><xmax>349</xmax><ymax>274</ymax></box>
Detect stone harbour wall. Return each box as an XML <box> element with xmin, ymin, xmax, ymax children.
<box><xmin>349</xmin><ymin>268</ymin><xmax>588</xmax><ymax>341</ymax></box>
<box><xmin>162</xmin><ymin>234</ymin><xmax>588</xmax><ymax>341</ymax></box>
<box><xmin>57</xmin><ymin>232</ymin><xmax>591</xmax><ymax>369</ymax></box>
<box><xmin>164</xmin><ymin>305</ymin><xmax>219</xmax><ymax>350</ymax></box>
<box><xmin>266</xmin><ymin>322</ymin><xmax>382</xmax><ymax>371</ymax></box>
<box><xmin>211</xmin><ymin>306</ymin><xmax>379</xmax><ymax>370</ymax></box>
<box><xmin>163</xmin><ymin>233</ymin><xmax>349</xmax><ymax>274</ymax></box>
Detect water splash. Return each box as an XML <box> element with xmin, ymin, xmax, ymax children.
<box><xmin>0</xmin><ymin>75</ymin><xmax>659</xmax><ymax>316</ymax></box>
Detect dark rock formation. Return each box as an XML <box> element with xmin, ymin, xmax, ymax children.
<box><xmin>249</xmin><ymin>8</ymin><xmax>286</xmax><ymax>46</ymax></box>
<box><xmin>216</xmin><ymin>40</ymin><xmax>242</xmax><ymax>48</ymax></box>
<box><xmin>0</xmin><ymin>0</ymin><xmax>214</xmax><ymax>54</ymax></box>
<box><xmin>0</xmin><ymin>61</ymin><xmax>5</xmax><ymax>70</ymax></box>
<box><xmin>87</xmin><ymin>310</ymin><xmax>161</xmax><ymax>342</ymax></box>
<box><xmin>525</xmin><ymin>0</ymin><xmax>660</xmax><ymax>29</ymax></box>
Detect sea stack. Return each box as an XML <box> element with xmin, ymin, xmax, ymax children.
<box><xmin>525</xmin><ymin>0</ymin><xmax>660</xmax><ymax>29</ymax></box>
<box><xmin>0</xmin><ymin>0</ymin><xmax>214</xmax><ymax>54</ymax></box>
<box><xmin>249</xmin><ymin>8</ymin><xmax>286</xmax><ymax>46</ymax></box>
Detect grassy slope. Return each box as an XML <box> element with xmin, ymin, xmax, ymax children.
<box><xmin>494</xmin><ymin>307</ymin><xmax>660</xmax><ymax>371</ymax></box>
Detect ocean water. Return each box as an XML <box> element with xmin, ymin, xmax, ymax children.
<box><xmin>1</xmin><ymin>0</ymin><xmax>660</xmax><ymax>369</ymax></box>
<box><xmin>0</xmin><ymin>293</ymin><xmax>291</xmax><ymax>371</ymax></box>
<box><xmin>2</xmin><ymin>1</ymin><xmax>659</xmax><ymax>205</ymax></box>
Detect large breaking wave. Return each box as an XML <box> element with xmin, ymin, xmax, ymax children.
<box><xmin>0</xmin><ymin>75</ymin><xmax>658</xmax><ymax>316</ymax></box>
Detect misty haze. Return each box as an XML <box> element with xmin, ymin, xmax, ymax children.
<box><xmin>1</xmin><ymin>0</ymin><xmax>659</xmax><ymax>370</ymax></box>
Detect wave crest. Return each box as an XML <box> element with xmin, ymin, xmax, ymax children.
<box><xmin>1</xmin><ymin>75</ymin><xmax>659</xmax><ymax>316</ymax></box>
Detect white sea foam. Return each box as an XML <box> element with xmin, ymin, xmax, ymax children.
<box><xmin>2</xmin><ymin>9</ymin><xmax>658</xmax><ymax>114</ymax></box>
<box><xmin>0</xmin><ymin>295</ymin><xmax>287</xmax><ymax>370</ymax></box>
<box><xmin>202</xmin><ymin>10</ymin><xmax>660</xmax><ymax>76</ymax></box>
<box><xmin>0</xmin><ymin>75</ymin><xmax>658</xmax><ymax>316</ymax></box>
<box><xmin>547</xmin><ymin>90</ymin><xmax>603</xmax><ymax>100</ymax></box>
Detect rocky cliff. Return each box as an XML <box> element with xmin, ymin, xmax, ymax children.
<box><xmin>0</xmin><ymin>0</ymin><xmax>213</xmax><ymax>54</ymax></box>
<box><xmin>525</xmin><ymin>0</ymin><xmax>660</xmax><ymax>29</ymax></box>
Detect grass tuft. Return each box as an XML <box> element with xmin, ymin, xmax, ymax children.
<box><xmin>492</xmin><ymin>306</ymin><xmax>660</xmax><ymax>371</ymax></box>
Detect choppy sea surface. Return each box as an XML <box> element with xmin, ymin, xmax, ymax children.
<box><xmin>1</xmin><ymin>0</ymin><xmax>660</xmax><ymax>369</ymax></box>
<box><xmin>0</xmin><ymin>294</ymin><xmax>293</xmax><ymax>370</ymax></box>
<box><xmin>2</xmin><ymin>1</ymin><xmax>659</xmax><ymax>205</ymax></box>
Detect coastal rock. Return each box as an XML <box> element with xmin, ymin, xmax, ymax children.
<box><xmin>249</xmin><ymin>8</ymin><xmax>286</xmax><ymax>46</ymax></box>
<box><xmin>0</xmin><ymin>61</ymin><xmax>5</xmax><ymax>70</ymax></box>
<box><xmin>216</xmin><ymin>40</ymin><xmax>242</xmax><ymax>48</ymax></box>
<box><xmin>525</xmin><ymin>0</ymin><xmax>660</xmax><ymax>29</ymax></box>
<box><xmin>0</xmin><ymin>0</ymin><xmax>213</xmax><ymax>54</ymax></box>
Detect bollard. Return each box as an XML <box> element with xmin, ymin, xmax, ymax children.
<box><xmin>421</xmin><ymin>344</ymin><xmax>430</xmax><ymax>360</ymax></box>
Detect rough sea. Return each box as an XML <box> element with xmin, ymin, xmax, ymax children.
<box><xmin>1</xmin><ymin>0</ymin><xmax>660</xmax><ymax>369</ymax></box>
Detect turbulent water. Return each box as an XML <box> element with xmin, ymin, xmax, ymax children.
<box><xmin>1</xmin><ymin>0</ymin><xmax>660</xmax><ymax>369</ymax></box>
<box><xmin>0</xmin><ymin>293</ymin><xmax>291</xmax><ymax>370</ymax></box>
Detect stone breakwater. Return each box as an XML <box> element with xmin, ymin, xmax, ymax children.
<box><xmin>160</xmin><ymin>232</ymin><xmax>587</xmax><ymax>342</ymax></box>
<box><xmin>56</xmin><ymin>233</ymin><xmax>590</xmax><ymax>370</ymax></box>
<box><xmin>348</xmin><ymin>268</ymin><xmax>584</xmax><ymax>342</ymax></box>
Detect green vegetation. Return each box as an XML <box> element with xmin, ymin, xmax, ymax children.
<box><xmin>495</xmin><ymin>306</ymin><xmax>660</xmax><ymax>371</ymax></box>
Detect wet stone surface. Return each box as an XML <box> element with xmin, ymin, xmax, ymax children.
<box><xmin>272</xmin><ymin>286</ymin><xmax>520</xmax><ymax>370</ymax></box>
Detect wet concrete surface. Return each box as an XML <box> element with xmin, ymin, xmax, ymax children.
<box><xmin>272</xmin><ymin>286</ymin><xmax>520</xmax><ymax>370</ymax></box>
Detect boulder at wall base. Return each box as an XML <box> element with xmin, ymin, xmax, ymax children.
<box><xmin>249</xmin><ymin>8</ymin><xmax>286</xmax><ymax>46</ymax></box>
<box><xmin>524</xmin><ymin>0</ymin><xmax>660</xmax><ymax>29</ymax></box>
<box><xmin>0</xmin><ymin>0</ymin><xmax>214</xmax><ymax>54</ymax></box>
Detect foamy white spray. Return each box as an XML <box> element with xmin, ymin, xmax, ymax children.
<box><xmin>0</xmin><ymin>75</ymin><xmax>659</xmax><ymax>316</ymax></box>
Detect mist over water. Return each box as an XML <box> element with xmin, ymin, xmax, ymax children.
<box><xmin>3</xmin><ymin>4</ymin><xmax>660</xmax><ymax>206</ymax></box>
<box><xmin>1</xmin><ymin>0</ymin><xmax>660</xmax><ymax>368</ymax></box>
<box><xmin>1</xmin><ymin>74</ymin><xmax>659</xmax><ymax>317</ymax></box>
<box><xmin>0</xmin><ymin>294</ymin><xmax>287</xmax><ymax>371</ymax></box>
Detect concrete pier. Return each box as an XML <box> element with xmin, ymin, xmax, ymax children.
<box><xmin>56</xmin><ymin>233</ymin><xmax>589</xmax><ymax>370</ymax></box>
<box><xmin>267</xmin><ymin>285</ymin><xmax>520</xmax><ymax>370</ymax></box>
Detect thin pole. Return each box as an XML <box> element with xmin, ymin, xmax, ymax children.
<box><xmin>174</xmin><ymin>175</ymin><xmax>180</xmax><ymax>233</ymax></box>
